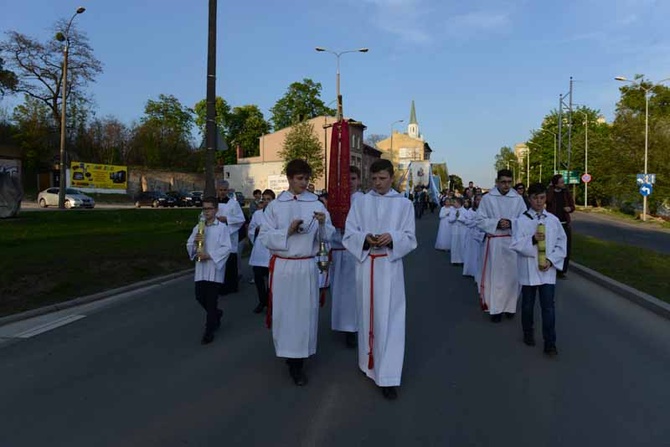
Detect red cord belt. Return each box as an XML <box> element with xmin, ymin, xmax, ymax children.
<box><xmin>367</xmin><ymin>253</ymin><xmax>388</xmax><ymax>370</ymax></box>
<box><xmin>478</xmin><ymin>234</ymin><xmax>511</xmax><ymax>311</ymax></box>
<box><xmin>266</xmin><ymin>254</ymin><xmax>314</xmax><ymax>329</ymax></box>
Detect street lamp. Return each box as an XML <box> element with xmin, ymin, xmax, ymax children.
<box><xmin>56</xmin><ymin>6</ymin><xmax>86</xmax><ymax>209</ymax></box>
<box><xmin>539</xmin><ymin>128</ymin><xmax>558</xmax><ymax>174</ymax></box>
<box><xmin>574</xmin><ymin>110</ymin><xmax>589</xmax><ymax>207</ymax></box>
<box><xmin>315</xmin><ymin>47</ymin><xmax>368</xmax><ymax>121</ymax></box>
<box><xmin>389</xmin><ymin>119</ymin><xmax>404</xmax><ymax>165</ymax></box>
<box><xmin>615</xmin><ymin>75</ymin><xmax>670</xmax><ymax>221</ymax></box>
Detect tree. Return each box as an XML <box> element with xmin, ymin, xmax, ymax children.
<box><xmin>0</xmin><ymin>57</ymin><xmax>17</xmax><ymax>98</ymax></box>
<box><xmin>11</xmin><ymin>95</ymin><xmax>57</xmax><ymax>169</ymax></box>
<box><xmin>0</xmin><ymin>21</ymin><xmax>102</xmax><ymax>124</ymax></box>
<box><xmin>193</xmin><ymin>96</ymin><xmax>234</xmax><ymax>165</ymax></box>
<box><xmin>132</xmin><ymin>94</ymin><xmax>195</xmax><ymax>168</ymax></box>
<box><xmin>277</xmin><ymin>120</ymin><xmax>324</xmax><ymax>181</ymax></box>
<box><xmin>448</xmin><ymin>174</ymin><xmax>464</xmax><ymax>192</ymax></box>
<box><xmin>270</xmin><ymin>78</ymin><xmax>336</xmax><ymax>130</ymax></box>
<box><xmin>84</xmin><ymin>116</ymin><xmax>131</xmax><ymax>165</ymax></box>
<box><xmin>227</xmin><ymin>105</ymin><xmax>271</xmax><ymax>158</ymax></box>
<box><xmin>365</xmin><ymin>133</ymin><xmax>387</xmax><ymax>147</ymax></box>
<box><xmin>494</xmin><ymin>146</ymin><xmax>518</xmax><ymax>176</ymax></box>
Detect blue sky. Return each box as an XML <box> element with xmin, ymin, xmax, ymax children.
<box><xmin>2</xmin><ymin>0</ymin><xmax>669</xmax><ymax>187</ymax></box>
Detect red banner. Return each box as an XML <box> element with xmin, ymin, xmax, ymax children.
<box><xmin>327</xmin><ymin>120</ymin><xmax>351</xmax><ymax>230</ymax></box>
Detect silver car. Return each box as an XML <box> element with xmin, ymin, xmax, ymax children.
<box><xmin>37</xmin><ymin>187</ymin><xmax>96</xmax><ymax>209</ymax></box>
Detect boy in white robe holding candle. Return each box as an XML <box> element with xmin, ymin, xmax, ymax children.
<box><xmin>259</xmin><ymin>159</ymin><xmax>335</xmax><ymax>386</ymax></box>
<box><xmin>343</xmin><ymin>159</ymin><xmax>417</xmax><ymax>400</ymax></box>
<box><xmin>510</xmin><ymin>183</ymin><xmax>566</xmax><ymax>356</ymax></box>
<box><xmin>186</xmin><ymin>197</ymin><xmax>232</xmax><ymax>345</ymax></box>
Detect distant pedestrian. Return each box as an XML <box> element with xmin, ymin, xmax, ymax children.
<box><xmin>248</xmin><ymin>189</ymin><xmax>275</xmax><ymax>314</ymax></box>
<box><xmin>546</xmin><ymin>174</ymin><xmax>575</xmax><ymax>278</ymax></box>
<box><xmin>186</xmin><ymin>197</ymin><xmax>232</xmax><ymax>345</ymax></box>
<box><xmin>514</xmin><ymin>183</ymin><xmax>530</xmax><ymax>210</ymax></box>
<box><xmin>249</xmin><ymin>189</ymin><xmax>263</xmax><ymax>215</ymax></box>
<box><xmin>510</xmin><ymin>183</ymin><xmax>567</xmax><ymax>356</ymax></box>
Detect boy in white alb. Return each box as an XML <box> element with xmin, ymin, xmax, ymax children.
<box><xmin>215</xmin><ymin>180</ymin><xmax>246</xmax><ymax>295</ymax></box>
<box><xmin>343</xmin><ymin>159</ymin><xmax>417</xmax><ymax>400</ymax></box>
<box><xmin>248</xmin><ymin>189</ymin><xmax>276</xmax><ymax>314</ymax></box>
<box><xmin>186</xmin><ymin>196</ymin><xmax>232</xmax><ymax>345</ymax></box>
<box><xmin>510</xmin><ymin>183</ymin><xmax>567</xmax><ymax>356</ymax></box>
<box><xmin>330</xmin><ymin>166</ymin><xmax>365</xmax><ymax>348</ymax></box>
<box><xmin>259</xmin><ymin>160</ymin><xmax>335</xmax><ymax>386</ymax></box>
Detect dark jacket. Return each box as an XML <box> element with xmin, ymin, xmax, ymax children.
<box><xmin>546</xmin><ymin>187</ymin><xmax>575</xmax><ymax>224</ymax></box>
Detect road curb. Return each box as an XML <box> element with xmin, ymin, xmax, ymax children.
<box><xmin>0</xmin><ymin>269</ymin><xmax>194</xmax><ymax>328</ymax></box>
<box><xmin>571</xmin><ymin>262</ymin><xmax>670</xmax><ymax>320</ymax></box>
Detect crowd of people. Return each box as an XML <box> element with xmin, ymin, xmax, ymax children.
<box><xmin>434</xmin><ymin>170</ymin><xmax>574</xmax><ymax>355</ymax></box>
<box><xmin>185</xmin><ymin>164</ymin><xmax>574</xmax><ymax>401</ymax></box>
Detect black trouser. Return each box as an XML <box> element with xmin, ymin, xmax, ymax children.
<box><xmin>195</xmin><ymin>280</ymin><xmax>220</xmax><ymax>333</ymax></box>
<box><xmin>253</xmin><ymin>266</ymin><xmax>269</xmax><ymax>306</ymax></box>
<box><xmin>561</xmin><ymin>223</ymin><xmax>572</xmax><ymax>273</ymax></box>
<box><xmin>219</xmin><ymin>253</ymin><xmax>239</xmax><ymax>295</ymax></box>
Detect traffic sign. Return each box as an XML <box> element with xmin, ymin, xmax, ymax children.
<box><xmin>558</xmin><ymin>170</ymin><xmax>580</xmax><ymax>185</ymax></box>
<box><xmin>639</xmin><ymin>183</ymin><xmax>653</xmax><ymax>196</ymax></box>
<box><xmin>637</xmin><ymin>174</ymin><xmax>656</xmax><ymax>185</ymax></box>
<box><xmin>581</xmin><ymin>173</ymin><xmax>592</xmax><ymax>183</ymax></box>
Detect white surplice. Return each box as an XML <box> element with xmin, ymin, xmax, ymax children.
<box><xmin>259</xmin><ymin>191</ymin><xmax>335</xmax><ymax>358</ymax></box>
<box><xmin>463</xmin><ymin>209</ymin><xmax>486</xmax><ymax>283</ymax></box>
<box><xmin>449</xmin><ymin>207</ymin><xmax>468</xmax><ymax>264</ymax></box>
<box><xmin>475</xmin><ymin>187</ymin><xmax>528</xmax><ymax>314</ymax></box>
<box><xmin>434</xmin><ymin>205</ymin><xmax>453</xmax><ymax>250</ymax></box>
<box><xmin>330</xmin><ymin>191</ymin><xmax>365</xmax><ymax>332</ymax></box>
<box><xmin>510</xmin><ymin>210</ymin><xmax>567</xmax><ymax>286</ymax></box>
<box><xmin>248</xmin><ymin>209</ymin><xmax>270</xmax><ymax>268</ymax></box>
<box><xmin>216</xmin><ymin>198</ymin><xmax>246</xmax><ymax>254</ymax></box>
<box><xmin>186</xmin><ymin>220</ymin><xmax>232</xmax><ymax>283</ymax></box>
<box><xmin>343</xmin><ymin>189</ymin><xmax>417</xmax><ymax>387</ymax></box>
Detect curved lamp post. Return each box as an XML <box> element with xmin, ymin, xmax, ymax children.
<box><xmin>56</xmin><ymin>6</ymin><xmax>86</xmax><ymax>209</ymax></box>
<box><xmin>315</xmin><ymin>47</ymin><xmax>368</xmax><ymax>121</ymax></box>
<box><xmin>615</xmin><ymin>76</ymin><xmax>670</xmax><ymax>221</ymax></box>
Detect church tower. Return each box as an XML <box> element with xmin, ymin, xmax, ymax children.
<box><xmin>407</xmin><ymin>100</ymin><xmax>419</xmax><ymax>139</ymax></box>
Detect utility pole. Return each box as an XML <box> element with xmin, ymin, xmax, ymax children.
<box><xmin>204</xmin><ymin>0</ymin><xmax>218</xmax><ymax>198</ymax></box>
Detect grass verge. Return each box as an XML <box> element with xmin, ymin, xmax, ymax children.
<box><xmin>572</xmin><ymin>233</ymin><xmax>670</xmax><ymax>302</ymax></box>
<box><xmin>0</xmin><ymin>209</ymin><xmax>200</xmax><ymax>317</ymax></box>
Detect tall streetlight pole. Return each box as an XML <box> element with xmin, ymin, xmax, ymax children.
<box><xmin>315</xmin><ymin>47</ymin><xmax>368</xmax><ymax>121</ymax></box>
<box><xmin>203</xmin><ymin>0</ymin><xmax>218</xmax><ymax>198</ymax></box>
<box><xmin>574</xmin><ymin>110</ymin><xmax>589</xmax><ymax>207</ymax></box>
<box><xmin>56</xmin><ymin>6</ymin><xmax>86</xmax><ymax>209</ymax></box>
<box><xmin>539</xmin><ymin>128</ymin><xmax>558</xmax><ymax>174</ymax></box>
<box><xmin>615</xmin><ymin>76</ymin><xmax>670</xmax><ymax>221</ymax></box>
<box><xmin>389</xmin><ymin>119</ymin><xmax>404</xmax><ymax>166</ymax></box>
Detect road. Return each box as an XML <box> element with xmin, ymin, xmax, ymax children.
<box><xmin>572</xmin><ymin>211</ymin><xmax>670</xmax><ymax>254</ymax></box>
<box><xmin>1</xmin><ymin>214</ymin><xmax>669</xmax><ymax>447</ymax></box>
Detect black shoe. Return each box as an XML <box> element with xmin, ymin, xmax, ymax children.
<box><xmin>523</xmin><ymin>334</ymin><xmax>536</xmax><ymax>346</ymax></box>
<box><xmin>504</xmin><ymin>312</ymin><xmax>515</xmax><ymax>320</ymax></box>
<box><xmin>214</xmin><ymin>309</ymin><xmax>223</xmax><ymax>330</ymax></box>
<box><xmin>253</xmin><ymin>303</ymin><xmax>266</xmax><ymax>314</ymax></box>
<box><xmin>288</xmin><ymin>362</ymin><xmax>308</xmax><ymax>386</ymax></box>
<box><xmin>345</xmin><ymin>332</ymin><xmax>358</xmax><ymax>348</ymax></box>
<box><xmin>544</xmin><ymin>345</ymin><xmax>558</xmax><ymax>356</ymax></box>
<box><xmin>201</xmin><ymin>331</ymin><xmax>214</xmax><ymax>345</ymax></box>
<box><xmin>381</xmin><ymin>387</ymin><xmax>398</xmax><ymax>400</ymax></box>
<box><xmin>490</xmin><ymin>314</ymin><xmax>502</xmax><ymax>323</ymax></box>
<box><xmin>557</xmin><ymin>272</ymin><xmax>567</xmax><ymax>280</ymax></box>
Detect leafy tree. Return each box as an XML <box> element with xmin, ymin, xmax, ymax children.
<box><xmin>132</xmin><ymin>94</ymin><xmax>194</xmax><ymax>169</ymax></box>
<box><xmin>494</xmin><ymin>146</ymin><xmax>518</xmax><ymax>176</ymax></box>
<box><xmin>83</xmin><ymin>116</ymin><xmax>131</xmax><ymax>165</ymax></box>
<box><xmin>193</xmin><ymin>96</ymin><xmax>235</xmax><ymax>165</ymax></box>
<box><xmin>0</xmin><ymin>57</ymin><xmax>17</xmax><ymax>98</ymax></box>
<box><xmin>448</xmin><ymin>174</ymin><xmax>464</xmax><ymax>192</ymax></box>
<box><xmin>0</xmin><ymin>21</ymin><xmax>102</xmax><ymax>124</ymax></box>
<box><xmin>228</xmin><ymin>105</ymin><xmax>271</xmax><ymax>158</ymax></box>
<box><xmin>11</xmin><ymin>95</ymin><xmax>57</xmax><ymax>169</ymax></box>
<box><xmin>277</xmin><ymin>120</ymin><xmax>324</xmax><ymax>181</ymax></box>
<box><xmin>270</xmin><ymin>78</ymin><xmax>335</xmax><ymax>130</ymax></box>
<box><xmin>365</xmin><ymin>133</ymin><xmax>387</xmax><ymax>147</ymax></box>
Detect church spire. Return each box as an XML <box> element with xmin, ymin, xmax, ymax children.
<box><xmin>408</xmin><ymin>100</ymin><xmax>419</xmax><ymax>138</ymax></box>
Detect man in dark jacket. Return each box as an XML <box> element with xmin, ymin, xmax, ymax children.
<box><xmin>545</xmin><ymin>174</ymin><xmax>575</xmax><ymax>277</ymax></box>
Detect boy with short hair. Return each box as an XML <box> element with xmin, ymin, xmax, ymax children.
<box><xmin>259</xmin><ymin>159</ymin><xmax>335</xmax><ymax>386</ymax></box>
<box><xmin>343</xmin><ymin>159</ymin><xmax>417</xmax><ymax>400</ymax></box>
<box><xmin>510</xmin><ymin>183</ymin><xmax>567</xmax><ymax>356</ymax></box>
<box><xmin>186</xmin><ymin>197</ymin><xmax>232</xmax><ymax>345</ymax></box>
<box><xmin>248</xmin><ymin>189</ymin><xmax>275</xmax><ymax>314</ymax></box>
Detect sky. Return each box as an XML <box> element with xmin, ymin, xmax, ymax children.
<box><xmin>2</xmin><ymin>0</ymin><xmax>669</xmax><ymax>187</ymax></box>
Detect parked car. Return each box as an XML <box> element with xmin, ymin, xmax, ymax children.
<box><xmin>166</xmin><ymin>191</ymin><xmax>201</xmax><ymax>207</ymax></box>
<box><xmin>37</xmin><ymin>187</ymin><xmax>95</xmax><ymax>209</ymax></box>
<box><xmin>133</xmin><ymin>191</ymin><xmax>176</xmax><ymax>208</ymax></box>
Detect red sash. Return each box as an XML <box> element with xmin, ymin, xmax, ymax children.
<box><xmin>266</xmin><ymin>254</ymin><xmax>314</xmax><ymax>329</ymax></box>
<box><xmin>478</xmin><ymin>234</ymin><xmax>511</xmax><ymax>311</ymax></box>
<box><xmin>367</xmin><ymin>253</ymin><xmax>388</xmax><ymax>370</ymax></box>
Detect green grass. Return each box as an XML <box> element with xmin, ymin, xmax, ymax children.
<box><xmin>0</xmin><ymin>209</ymin><xmax>202</xmax><ymax>317</ymax></box>
<box><xmin>572</xmin><ymin>233</ymin><xmax>670</xmax><ymax>302</ymax></box>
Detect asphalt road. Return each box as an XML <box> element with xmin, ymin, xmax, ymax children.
<box><xmin>572</xmin><ymin>211</ymin><xmax>670</xmax><ymax>254</ymax></box>
<box><xmin>1</xmin><ymin>214</ymin><xmax>669</xmax><ymax>447</ymax></box>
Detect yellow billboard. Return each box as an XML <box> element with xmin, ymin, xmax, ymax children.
<box><xmin>70</xmin><ymin>161</ymin><xmax>128</xmax><ymax>190</ymax></box>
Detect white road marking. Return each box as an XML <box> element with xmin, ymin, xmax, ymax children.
<box><xmin>14</xmin><ymin>315</ymin><xmax>86</xmax><ymax>338</ymax></box>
